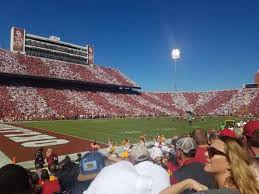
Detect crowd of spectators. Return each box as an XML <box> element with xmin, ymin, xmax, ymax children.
<box><xmin>1</xmin><ymin>120</ymin><xmax>259</xmax><ymax>194</ymax></box>
<box><xmin>0</xmin><ymin>48</ymin><xmax>139</xmax><ymax>87</ymax></box>
<box><xmin>0</xmin><ymin>48</ymin><xmax>259</xmax><ymax>121</ymax></box>
<box><xmin>0</xmin><ymin>80</ymin><xmax>258</xmax><ymax>121</ymax></box>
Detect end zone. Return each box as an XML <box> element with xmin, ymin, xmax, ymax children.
<box><xmin>0</xmin><ymin>123</ymin><xmax>106</xmax><ymax>168</ymax></box>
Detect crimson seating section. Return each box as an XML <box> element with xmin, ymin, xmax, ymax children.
<box><xmin>0</xmin><ymin>49</ymin><xmax>138</xmax><ymax>88</ymax></box>
<box><xmin>0</xmin><ymin>49</ymin><xmax>258</xmax><ymax>121</ymax></box>
<box><xmin>0</xmin><ymin>83</ymin><xmax>258</xmax><ymax>121</ymax></box>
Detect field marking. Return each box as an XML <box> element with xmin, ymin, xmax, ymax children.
<box><xmin>0</xmin><ymin>150</ymin><xmax>12</xmax><ymax>168</ymax></box>
<box><xmin>8</xmin><ymin>123</ymin><xmax>108</xmax><ymax>145</ymax></box>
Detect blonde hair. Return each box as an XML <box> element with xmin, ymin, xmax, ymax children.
<box><xmin>221</xmin><ymin>137</ymin><xmax>259</xmax><ymax>194</ymax></box>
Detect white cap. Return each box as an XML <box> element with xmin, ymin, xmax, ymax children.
<box><xmin>135</xmin><ymin>161</ymin><xmax>170</xmax><ymax>194</ymax></box>
<box><xmin>149</xmin><ymin>147</ymin><xmax>163</xmax><ymax>160</ymax></box>
<box><xmin>83</xmin><ymin>161</ymin><xmax>153</xmax><ymax>194</ymax></box>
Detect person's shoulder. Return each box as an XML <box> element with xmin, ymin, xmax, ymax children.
<box><xmin>195</xmin><ymin>189</ymin><xmax>240</xmax><ymax>194</ymax></box>
<box><xmin>177</xmin><ymin>161</ymin><xmax>204</xmax><ymax>171</ymax></box>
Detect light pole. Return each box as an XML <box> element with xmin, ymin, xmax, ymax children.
<box><xmin>171</xmin><ymin>49</ymin><xmax>181</xmax><ymax>91</ymax></box>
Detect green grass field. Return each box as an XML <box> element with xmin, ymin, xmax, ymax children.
<box><xmin>15</xmin><ymin>116</ymin><xmax>238</xmax><ymax>145</ymax></box>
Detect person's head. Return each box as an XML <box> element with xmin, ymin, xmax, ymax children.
<box><xmin>77</xmin><ymin>151</ymin><xmax>106</xmax><ymax>181</ymax></box>
<box><xmin>41</xmin><ymin>169</ymin><xmax>50</xmax><ymax>181</ymax></box>
<box><xmin>48</xmin><ymin>164</ymin><xmax>57</xmax><ymax>175</ymax></box>
<box><xmin>0</xmin><ymin>164</ymin><xmax>32</xmax><ymax>194</ymax></box>
<box><xmin>208</xmin><ymin>132</ymin><xmax>218</xmax><ymax>145</ymax></box>
<box><xmin>243</xmin><ymin>120</ymin><xmax>259</xmax><ymax>148</ymax></box>
<box><xmin>139</xmin><ymin>136</ymin><xmax>146</xmax><ymax>143</ymax></box>
<box><xmin>175</xmin><ymin>137</ymin><xmax>196</xmax><ymax>162</ymax></box>
<box><xmin>204</xmin><ymin>136</ymin><xmax>259</xmax><ymax>194</ymax></box>
<box><xmin>38</xmin><ymin>147</ymin><xmax>43</xmax><ymax>153</ymax></box>
<box><xmin>46</xmin><ymin>148</ymin><xmax>53</xmax><ymax>157</ymax></box>
<box><xmin>149</xmin><ymin>147</ymin><xmax>163</xmax><ymax>165</ymax></box>
<box><xmin>171</xmin><ymin>136</ymin><xmax>179</xmax><ymax>147</ymax></box>
<box><xmin>29</xmin><ymin>172</ymin><xmax>39</xmax><ymax>186</ymax></box>
<box><xmin>192</xmin><ymin>128</ymin><xmax>208</xmax><ymax>146</ymax></box>
<box><xmin>130</xmin><ymin>144</ymin><xmax>149</xmax><ymax>164</ymax></box>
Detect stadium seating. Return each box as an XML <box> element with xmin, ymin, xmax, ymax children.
<box><xmin>0</xmin><ymin>80</ymin><xmax>258</xmax><ymax>121</ymax></box>
<box><xmin>0</xmin><ymin>49</ymin><xmax>139</xmax><ymax>88</ymax></box>
<box><xmin>0</xmin><ymin>48</ymin><xmax>259</xmax><ymax>121</ymax></box>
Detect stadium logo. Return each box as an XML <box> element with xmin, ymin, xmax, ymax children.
<box><xmin>0</xmin><ymin>124</ymin><xmax>69</xmax><ymax>147</ymax></box>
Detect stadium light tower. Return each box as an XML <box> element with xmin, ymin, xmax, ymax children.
<box><xmin>171</xmin><ymin>48</ymin><xmax>181</xmax><ymax>91</ymax></box>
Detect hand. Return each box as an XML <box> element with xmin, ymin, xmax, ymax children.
<box><xmin>187</xmin><ymin>179</ymin><xmax>208</xmax><ymax>192</ymax></box>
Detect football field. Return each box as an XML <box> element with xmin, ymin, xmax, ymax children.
<box><xmin>16</xmin><ymin>116</ymin><xmax>234</xmax><ymax>145</ymax></box>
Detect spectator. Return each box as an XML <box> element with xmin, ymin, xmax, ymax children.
<box><xmin>149</xmin><ymin>146</ymin><xmax>163</xmax><ymax>165</ymax></box>
<box><xmin>160</xmin><ymin>130</ymin><xmax>259</xmax><ymax>194</ymax></box>
<box><xmin>75</xmin><ymin>153</ymin><xmax>82</xmax><ymax>163</ymax></box>
<box><xmin>34</xmin><ymin>147</ymin><xmax>45</xmax><ymax>169</ymax></box>
<box><xmin>203</xmin><ymin>131</ymin><xmax>258</xmax><ymax>193</ymax></box>
<box><xmin>0</xmin><ymin>164</ymin><xmax>32</xmax><ymax>194</ymax></box>
<box><xmin>77</xmin><ymin>151</ymin><xmax>106</xmax><ymax>182</ymax></box>
<box><xmin>139</xmin><ymin>135</ymin><xmax>147</xmax><ymax>146</ymax></box>
<box><xmin>41</xmin><ymin>169</ymin><xmax>61</xmax><ymax>194</ymax></box>
<box><xmin>84</xmin><ymin>160</ymin><xmax>170</xmax><ymax>194</ymax></box>
<box><xmin>56</xmin><ymin>156</ymin><xmax>82</xmax><ymax>194</ymax></box>
<box><xmin>107</xmin><ymin>138</ymin><xmax>115</xmax><ymax>154</ymax></box>
<box><xmin>135</xmin><ymin>161</ymin><xmax>171</xmax><ymax>194</ymax></box>
<box><xmin>90</xmin><ymin>141</ymin><xmax>101</xmax><ymax>151</ymax></box>
<box><xmin>29</xmin><ymin>171</ymin><xmax>41</xmax><ymax>194</ymax></box>
<box><xmin>208</xmin><ymin>131</ymin><xmax>218</xmax><ymax>146</ymax></box>
<box><xmin>45</xmin><ymin>148</ymin><xmax>58</xmax><ymax>170</ymax></box>
<box><xmin>243</xmin><ymin>120</ymin><xmax>259</xmax><ymax>181</ymax></box>
<box><xmin>171</xmin><ymin>137</ymin><xmax>216</xmax><ymax>194</ymax></box>
<box><xmin>192</xmin><ymin>129</ymin><xmax>209</xmax><ymax>163</ymax></box>
<box><xmin>130</xmin><ymin>144</ymin><xmax>150</xmax><ymax>164</ymax></box>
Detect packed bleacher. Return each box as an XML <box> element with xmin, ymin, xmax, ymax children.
<box><xmin>0</xmin><ymin>49</ymin><xmax>139</xmax><ymax>88</ymax></box>
<box><xmin>0</xmin><ymin>77</ymin><xmax>258</xmax><ymax>121</ymax></box>
<box><xmin>0</xmin><ymin>48</ymin><xmax>259</xmax><ymax>121</ymax></box>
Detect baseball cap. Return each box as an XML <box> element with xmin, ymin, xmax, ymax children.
<box><xmin>83</xmin><ymin>160</ymin><xmax>152</xmax><ymax>194</ymax></box>
<box><xmin>176</xmin><ymin>137</ymin><xmax>196</xmax><ymax>153</ymax></box>
<box><xmin>243</xmin><ymin>120</ymin><xmax>259</xmax><ymax>138</ymax></box>
<box><xmin>149</xmin><ymin>147</ymin><xmax>163</xmax><ymax>160</ymax></box>
<box><xmin>78</xmin><ymin>151</ymin><xmax>106</xmax><ymax>181</ymax></box>
<box><xmin>218</xmin><ymin>128</ymin><xmax>237</xmax><ymax>138</ymax></box>
<box><xmin>131</xmin><ymin>144</ymin><xmax>149</xmax><ymax>162</ymax></box>
<box><xmin>135</xmin><ymin>161</ymin><xmax>170</xmax><ymax>194</ymax></box>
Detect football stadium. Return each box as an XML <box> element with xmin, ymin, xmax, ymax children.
<box><xmin>0</xmin><ymin>26</ymin><xmax>258</xmax><ymax>164</ymax></box>
<box><xmin>1</xmin><ymin>3</ymin><xmax>259</xmax><ymax>193</ymax></box>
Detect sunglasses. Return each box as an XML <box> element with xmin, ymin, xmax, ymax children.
<box><xmin>207</xmin><ymin>147</ymin><xmax>227</xmax><ymax>158</ymax></box>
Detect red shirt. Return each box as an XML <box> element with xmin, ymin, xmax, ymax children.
<box><xmin>195</xmin><ymin>146</ymin><xmax>208</xmax><ymax>164</ymax></box>
<box><xmin>46</xmin><ymin>153</ymin><xmax>58</xmax><ymax>166</ymax></box>
<box><xmin>166</xmin><ymin>161</ymin><xmax>180</xmax><ymax>173</ymax></box>
<box><xmin>42</xmin><ymin>179</ymin><xmax>61</xmax><ymax>194</ymax></box>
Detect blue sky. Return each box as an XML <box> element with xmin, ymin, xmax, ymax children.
<box><xmin>0</xmin><ymin>0</ymin><xmax>259</xmax><ymax>92</ymax></box>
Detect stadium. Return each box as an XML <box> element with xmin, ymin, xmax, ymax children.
<box><xmin>2</xmin><ymin>0</ymin><xmax>259</xmax><ymax>193</ymax></box>
<box><xmin>0</xmin><ymin>25</ymin><xmax>259</xmax><ymax>194</ymax></box>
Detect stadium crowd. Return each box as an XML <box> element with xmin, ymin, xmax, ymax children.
<box><xmin>0</xmin><ymin>48</ymin><xmax>259</xmax><ymax>122</ymax></box>
<box><xmin>0</xmin><ymin>80</ymin><xmax>258</xmax><ymax>122</ymax></box>
<box><xmin>0</xmin><ymin>120</ymin><xmax>259</xmax><ymax>194</ymax></box>
<box><xmin>0</xmin><ymin>49</ymin><xmax>138</xmax><ymax>87</ymax></box>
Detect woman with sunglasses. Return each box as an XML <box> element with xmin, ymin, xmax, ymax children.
<box><xmin>160</xmin><ymin>130</ymin><xmax>259</xmax><ymax>194</ymax></box>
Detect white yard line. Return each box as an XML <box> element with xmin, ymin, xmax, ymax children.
<box><xmin>0</xmin><ymin>150</ymin><xmax>12</xmax><ymax>168</ymax></box>
<box><xmin>7</xmin><ymin>123</ymin><xmax>107</xmax><ymax>145</ymax></box>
